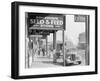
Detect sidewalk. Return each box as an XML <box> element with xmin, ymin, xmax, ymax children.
<box><xmin>31</xmin><ymin>55</ymin><xmax>63</xmax><ymax>68</ymax></box>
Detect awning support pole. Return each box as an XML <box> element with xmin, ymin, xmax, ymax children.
<box><xmin>63</xmin><ymin>30</ymin><xmax>65</xmax><ymax>66</ymax></box>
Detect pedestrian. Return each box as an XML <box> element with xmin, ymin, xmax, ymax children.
<box><xmin>53</xmin><ymin>49</ymin><xmax>57</xmax><ymax>63</ymax></box>
<box><xmin>42</xmin><ymin>48</ymin><xmax>45</xmax><ymax>56</ymax></box>
<box><xmin>28</xmin><ymin>38</ymin><xmax>33</xmax><ymax>68</ymax></box>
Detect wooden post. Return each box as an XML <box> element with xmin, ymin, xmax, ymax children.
<box><xmin>53</xmin><ymin>31</ymin><xmax>56</xmax><ymax>62</ymax></box>
<box><xmin>62</xmin><ymin>30</ymin><xmax>65</xmax><ymax>66</ymax></box>
<box><xmin>53</xmin><ymin>31</ymin><xmax>56</xmax><ymax>49</ymax></box>
<box><xmin>85</xmin><ymin>15</ymin><xmax>89</xmax><ymax>65</ymax></box>
<box><xmin>46</xmin><ymin>36</ymin><xmax>48</xmax><ymax>56</ymax></box>
<box><xmin>25</xmin><ymin>12</ymin><xmax>29</xmax><ymax>68</ymax></box>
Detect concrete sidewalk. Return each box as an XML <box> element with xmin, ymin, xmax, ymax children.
<box><xmin>31</xmin><ymin>56</ymin><xmax>63</xmax><ymax>68</ymax></box>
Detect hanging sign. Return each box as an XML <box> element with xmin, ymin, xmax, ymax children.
<box><xmin>74</xmin><ymin>15</ymin><xmax>86</xmax><ymax>22</ymax></box>
<box><xmin>27</xmin><ymin>13</ymin><xmax>65</xmax><ymax>29</ymax></box>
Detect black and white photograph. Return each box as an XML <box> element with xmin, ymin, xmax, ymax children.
<box><xmin>25</xmin><ymin>13</ymin><xmax>89</xmax><ymax>68</ymax></box>
<box><xmin>11</xmin><ymin>1</ymin><xmax>97</xmax><ymax>79</ymax></box>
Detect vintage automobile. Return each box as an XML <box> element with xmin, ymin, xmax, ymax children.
<box><xmin>53</xmin><ymin>42</ymin><xmax>81</xmax><ymax>66</ymax></box>
<box><xmin>65</xmin><ymin>48</ymin><xmax>81</xmax><ymax>66</ymax></box>
<box><xmin>53</xmin><ymin>47</ymin><xmax>81</xmax><ymax>66</ymax></box>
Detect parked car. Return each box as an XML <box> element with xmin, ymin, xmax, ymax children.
<box><xmin>65</xmin><ymin>48</ymin><xmax>81</xmax><ymax>66</ymax></box>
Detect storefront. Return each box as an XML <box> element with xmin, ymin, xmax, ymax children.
<box><xmin>25</xmin><ymin>13</ymin><xmax>66</xmax><ymax>68</ymax></box>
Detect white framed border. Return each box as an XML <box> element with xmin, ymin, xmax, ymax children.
<box><xmin>18</xmin><ymin>5</ymin><xmax>96</xmax><ymax>76</ymax></box>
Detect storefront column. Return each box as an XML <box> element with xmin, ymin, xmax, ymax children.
<box><xmin>53</xmin><ymin>31</ymin><xmax>56</xmax><ymax>49</ymax></box>
<box><xmin>46</xmin><ymin>36</ymin><xmax>48</xmax><ymax>56</ymax></box>
<box><xmin>25</xmin><ymin>12</ymin><xmax>29</xmax><ymax>68</ymax></box>
<box><xmin>62</xmin><ymin>30</ymin><xmax>65</xmax><ymax>66</ymax></box>
<box><xmin>53</xmin><ymin>31</ymin><xmax>56</xmax><ymax>63</ymax></box>
<box><xmin>85</xmin><ymin>15</ymin><xmax>89</xmax><ymax>65</ymax></box>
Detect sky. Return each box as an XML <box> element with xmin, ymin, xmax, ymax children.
<box><xmin>65</xmin><ymin>15</ymin><xmax>85</xmax><ymax>45</ymax></box>
<box><xmin>48</xmin><ymin>15</ymin><xmax>85</xmax><ymax>46</ymax></box>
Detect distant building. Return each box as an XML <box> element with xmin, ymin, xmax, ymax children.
<box><xmin>79</xmin><ymin>32</ymin><xmax>86</xmax><ymax>43</ymax></box>
<box><xmin>78</xmin><ymin>32</ymin><xmax>87</xmax><ymax>49</ymax></box>
<box><xmin>64</xmin><ymin>40</ymin><xmax>76</xmax><ymax>50</ymax></box>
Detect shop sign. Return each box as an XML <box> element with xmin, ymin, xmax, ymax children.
<box><xmin>74</xmin><ymin>15</ymin><xmax>86</xmax><ymax>22</ymax></box>
<box><xmin>28</xmin><ymin>13</ymin><xmax>65</xmax><ymax>29</ymax></box>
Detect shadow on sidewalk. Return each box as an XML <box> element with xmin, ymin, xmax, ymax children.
<box><xmin>42</xmin><ymin>61</ymin><xmax>63</xmax><ymax>66</ymax></box>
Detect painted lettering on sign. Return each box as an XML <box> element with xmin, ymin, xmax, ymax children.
<box><xmin>27</xmin><ymin>13</ymin><xmax>65</xmax><ymax>28</ymax></box>
<box><xmin>30</xmin><ymin>19</ymin><xmax>63</xmax><ymax>26</ymax></box>
<box><xmin>74</xmin><ymin>15</ymin><xmax>86</xmax><ymax>22</ymax></box>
